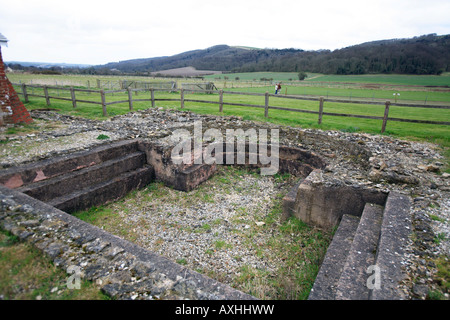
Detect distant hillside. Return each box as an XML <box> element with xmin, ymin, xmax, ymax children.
<box><xmin>149</xmin><ymin>66</ymin><xmax>222</xmax><ymax>77</ymax></box>
<box><xmin>95</xmin><ymin>35</ymin><xmax>449</xmax><ymax>76</ymax></box>
<box><xmin>97</xmin><ymin>34</ymin><xmax>449</xmax><ymax>76</ymax></box>
<box><xmin>298</xmin><ymin>34</ymin><xmax>450</xmax><ymax>75</ymax></box>
<box><xmin>96</xmin><ymin>45</ymin><xmax>282</xmax><ymax>74</ymax></box>
<box><xmin>244</xmin><ymin>34</ymin><xmax>449</xmax><ymax>75</ymax></box>
<box><xmin>5</xmin><ymin>61</ymin><xmax>92</xmax><ymax>69</ymax></box>
<box><xmin>11</xmin><ymin>34</ymin><xmax>447</xmax><ymax>76</ymax></box>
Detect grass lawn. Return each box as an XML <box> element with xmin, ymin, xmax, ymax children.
<box><xmin>226</xmin><ymin>85</ymin><xmax>450</xmax><ymax>103</ymax></box>
<box><xmin>206</xmin><ymin>72</ymin><xmax>450</xmax><ymax>87</ymax></box>
<box><xmin>0</xmin><ymin>229</ymin><xmax>108</xmax><ymax>300</ymax></box>
<box><xmin>303</xmin><ymin>73</ymin><xmax>450</xmax><ymax>86</ymax></box>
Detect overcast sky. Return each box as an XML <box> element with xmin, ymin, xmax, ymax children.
<box><xmin>1</xmin><ymin>0</ymin><xmax>449</xmax><ymax>65</ymax></box>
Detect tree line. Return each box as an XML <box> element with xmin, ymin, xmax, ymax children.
<box><xmin>234</xmin><ymin>34</ymin><xmax>450</xmax><ymax>75</ymax></box>
<box><xmin>6</xmin><ymin>34</ymin><xmax>449</xmax><ymax>76</ymax></box>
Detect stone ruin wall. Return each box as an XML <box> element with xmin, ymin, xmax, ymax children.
<box><xmin>0</xmin><ymin>47</ymin><xmax>32</xmax><ymax>126</ymax></box>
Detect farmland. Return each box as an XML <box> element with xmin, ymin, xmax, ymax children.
<box><xmin>7</xmin><ymin>72</ymin><xmax>450</xmax><ymax>155</ymax></box>
<box><xmin>206</xmin><ymin>72</ymin><xmax>450</xmax><ymax>86</ymax></box>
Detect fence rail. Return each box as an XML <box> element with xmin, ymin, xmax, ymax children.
<box><xmin>13</xmin><ymin>83</ymin><xmax>450</xmax><ymax>133</ymax></box>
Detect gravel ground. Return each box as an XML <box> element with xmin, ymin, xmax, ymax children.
<box><xmin>89</xmin><ymin>167</ymin><xmax>330</xmax><ymax>300</ymax></box>
<box><xmin>110</xmin><ymin>170</ymin><xmax>285</xmax><ymax>283</ymax></box>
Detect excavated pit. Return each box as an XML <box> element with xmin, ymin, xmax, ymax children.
<box><xmin>0</xmin><ymin>132</ymin><xmax>331</xmax><ymax>300</ymax></box>
<box><xmin>1</xmin><ymin>108</ymin><xmax>440</xmax><ymax>300</ymax></box>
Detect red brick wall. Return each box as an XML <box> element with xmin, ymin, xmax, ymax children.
<box><xmin>0</xmin><ymin>46</ymin><xmax>32</xmax><ymax>125</ymax></box>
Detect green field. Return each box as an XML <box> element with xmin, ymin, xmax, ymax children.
<box><xmin>206</xmin><ymin>72</ymin><xmax>301</xmax><ymax>82</ymax></box>
<box><xmin>226</xmin><ymin>85</ymin><xmax>450</xmax><ymax>103</ymax></box>
<box><xmin>8</xmin><ymin>72</ymin><xmax>450</xmax><ymax>169</ymax></box>
<box><xmin>206</xmin><ymin>72</ymin><xmax>450</xmax><ymax>86</ymax></box>
<box><xmin>10</xmin><ymin>71</ymin><xmax>450</xmax><ymax>90</ymax></box>
<box><xmin>303</xmin><ymin>73</ymin><xmax>450</xmax><ymax>86</ymax></box>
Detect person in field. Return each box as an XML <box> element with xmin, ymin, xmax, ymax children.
<box><xmin>275</xmin><ymin>82</ymin><xmax>281</xmax><ymax>94</ymax></box>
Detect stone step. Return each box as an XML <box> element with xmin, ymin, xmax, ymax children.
<box><xmin>308</xmin><ymin>214</ymin><xmax>360</xmax><ymax>300</ymax></box>
<box><xmin>0</xmin><ymin>139</ymin><xmax>140</xmax><ymax>189</ymax></box>
<box><xmin>172</xmin><ymin>163</ymin><xmax>218</xmax><ymax>192</ymax></box>
<box><xmin>17</xmin><ymin>152</ymin><xmax>147</xmax><ymax>202</ymax></box>
<box><xmin>48</xmin><ymin>166</ymin><xmax>154</xmax><ymax>213</ymax></box>
<box><xmin>370</xmin><ymin>192</ymin><xmax>412</xmax><ymax>300</ymax></box>
<box><xmin>335</xmin><ymin>203</ymin><xmax>384</xmax><ymax>300</ymax></box>
<box><xmin>282</xmin><ymin>178</ymin><xmax>305</xmax><ymax>220</ymax></box>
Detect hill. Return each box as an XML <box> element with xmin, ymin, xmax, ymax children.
<box><xmin>96</xmin><ymin>34</ymin><xmax>449</xmax><ymax>76</ymax></box>
<box><xmin>9</xmin><ymin>34</ymin><xmax>448</xmax><ymax>76</ymax></box>
<box><xmin>5</xmin><ymin>61</ymin><xmax>92</xmax><ymax>69</ymax></box>
<box><xmin>96</xmin><ymin>45</ymin><xmax>278</xmax><ymax>74</ymax></box>
<box><xmin>149</xmin><ymin>66</ymin><xmax>222</xmax><ymax>77</ymax></box>
<box><xmin>235</xmin><ymin>34</ymin><xmax>450</xmax><ymax>75</ymax></box>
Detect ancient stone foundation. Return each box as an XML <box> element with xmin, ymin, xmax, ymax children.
<box><xmin>0</xmin><ymin>137</ymin><xmax>331</xmax><ymax>300</ymax></box>
<box><xmin>0</xmin><ymin>119</ymin><xmax>416</xmax><ymax>300</ymax></box>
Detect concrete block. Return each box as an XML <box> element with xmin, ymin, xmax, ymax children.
<box><xmin>290</xmin><ymin>170</ymin><xmax>387</xmax><ymax>230</ymax></box>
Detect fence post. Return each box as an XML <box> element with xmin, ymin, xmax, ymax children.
<box><xmin>100</xmin><ymin>90</ymin><xmax>107</xmax><ymax>117</ymax></box>
<box><xmin>70</xmin><ymin>87</ymin><xmax>77</xmax><ymax>108</ymax></box>
<box><xmin>181</xmin><ymin>89</ymin><xmax>185</xmax><ymax>109</ymax></box>
<box><xmin>219</xmin><ymin>89</ymin><xmax>223</xmax><ymax>113</ymax></box>
<box><xmin>381</xmin><ymin>100</ymin><xmax>390</xmax><ymax>134</ymax></box>
<box><xmin>44</xmin><ymin>86</ymin><xmax>50</xmax><ymax>106</ymax></box>
<box><xmin>318</xmin><ymin>97</ymin><xmax>324</xmax><ymax>124</ymax></box>
<box><xmin>21</xmin><ymin>83</ymin><xmax>29</xmax><ymax>103</ymax></box>
<box><xmin>264</xmin><ymin>92</ymin><xmax>269</xmax><ymax>118</ymax></box>
<box><xmin>151</xmin><ymin>88</ymin><xmax>155</xmax><ymax>108</ymax></box>
<box><xmin>128</xmin><ymin>87</ymin><xmax>133</xmax><ymax>111</ymax></box>
<box><xmin>150</xmin><ymin>88</ymin><xmax>155</xmax><ymax>108</ymax></box>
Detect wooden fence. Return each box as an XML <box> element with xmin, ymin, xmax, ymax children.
<box><xmin>14</xmin><ymin>83</ymin><xmax>450</xmax><ymax>133</ymax></box>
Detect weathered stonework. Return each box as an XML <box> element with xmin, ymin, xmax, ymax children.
<box><xmin>0</xmin><ymin>185</ymin><xmax>255</xmax><ymax>300</ymax></box>
<box><xmin>287</xmin><ymin>169</ymin><xmax>387</xmax><ymax>230</ymax></box>
<box><xmin>0</xmin><ymin>47</ymin><xmax>32</xmax><ymax>126</ymax></box>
